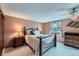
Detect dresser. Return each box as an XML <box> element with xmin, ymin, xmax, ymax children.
<box><xmin>13</xmin><ymin>36</ymin><xmax>25</xmax><ymax>48</ymax></box>
<box><xmin>64</xmin><ymin>32</ymin><xmax>79</xmax><ymax>48</ymax></box>
<box><xmin>0</xmin><ymin>9</ymin><xmax>4</xmax><ymax>55</ymax></box>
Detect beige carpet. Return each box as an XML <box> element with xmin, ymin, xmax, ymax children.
<box><xmin>2</xmin><ymin>45</ymin><xmax>34</xmax><ymax>56</ymax></box>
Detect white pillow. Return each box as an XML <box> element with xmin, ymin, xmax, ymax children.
<box><xmin>26</xmin><ymin>30</ymin><xmax>31</xmax><ymax>35</ymax></box>
<box><xmin>33</xmin><ymin>30</ymin><xmax>40</xmax><ymax>35</ymax></box>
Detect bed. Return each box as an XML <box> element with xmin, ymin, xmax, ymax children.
<box><xmin>23</xmin><ymin>27</ymin><xmax>57</xmax><ymax>56</ymax></box>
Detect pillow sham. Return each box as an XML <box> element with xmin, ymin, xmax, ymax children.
<box><xmin>26</xmin><ymin>30</ymin><xmax>35</xmax><ymax>35</ymax></box>
<box><xmin>33</xmin><ymin>30</ymin><xmax>40</xmax><ymax>35</ymax></box>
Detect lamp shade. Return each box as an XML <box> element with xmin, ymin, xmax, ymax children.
<box><xmin>14</xmin><ymin>27</ymin><xmax>24</xmax><ymax>37</ymax></box>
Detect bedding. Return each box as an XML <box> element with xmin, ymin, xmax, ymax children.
<box><xmin>33</xmin><ymin>30</ymin><xmax>41</xmax><ymax>35</ymax></box>
<box><xmin>25</xmin><ymin>34</ymin><xmax>54</xmax><ymax>55</ymax></box>
<box><xmin>25</xmin><ymin>35</ymin><xmax>39</xmax><ymax>55</ymax></box>
<box><xmin>26</xmin><ymin>30</ymin><xmax>35</xmax><ymax>35</ymax></box>
<box><xmin>24</xmin><ymin>27</ymin><xmax>55</xmax><ymax>55</ymax></box>
<box><xmin>24</xmin><ymin>28</ymin><xmax>36</xmax><ymax>35</ymax></box>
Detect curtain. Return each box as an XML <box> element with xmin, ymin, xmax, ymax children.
<box><xmin>50</xmin><ymin>21</ymin><xmax>61</xmax><ymax>34</ymax></box>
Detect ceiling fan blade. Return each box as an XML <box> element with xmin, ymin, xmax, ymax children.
<box><xmin>58</xmin><ymin>4</ymin><xmax>79</xmax><ymax>11</ymax></box>
<box><xmin>74</xmin><ymin>4</ymin><xmax>79</xmax><ymax>9</ymax></box>
<box><xmin>68</xmin><ymin>5</ymin><xmax>79</xmax><ymax>15</ymax></box>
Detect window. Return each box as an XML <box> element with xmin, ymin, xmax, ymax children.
<box><xmin>51</xmin><ymin>21</ymin><xmax>61</xmax><ymax>33</ymax></box>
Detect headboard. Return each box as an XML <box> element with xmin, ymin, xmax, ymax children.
<box><xmin>23</xmin><ymin>27</ymin><xmax>38</xmax><ymax>36</ymax></box>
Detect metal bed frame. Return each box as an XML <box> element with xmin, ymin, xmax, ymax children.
<box><xmin>23</xmin><ymin>27</ymin><xmax>57</xmax><ymax>56</ymax></box>
<box><xmin>38</xmin><ymin>33</ymin><xmax>57</xmax><ymax>56</ymax></box>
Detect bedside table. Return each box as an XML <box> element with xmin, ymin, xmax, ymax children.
<box><xmin>13</xmin><ymin>36</ymin><xmax>25</xmax><ymax>48</ymax></box>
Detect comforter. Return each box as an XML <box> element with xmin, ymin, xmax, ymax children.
<box><xmin>25</xmin><ymin>34</ymin><xmax>54</xmax><ymax>55</ymax></box>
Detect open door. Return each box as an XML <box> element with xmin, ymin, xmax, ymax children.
<box><xmin>0</xmin><ymin>8</ymin><xmax>4</xmax><ymax>56</ymax></box>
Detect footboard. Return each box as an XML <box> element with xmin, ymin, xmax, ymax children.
<box><xmin>38</xmin><ymin>34</ymin><xmax>57</xmax><ymax>56</ymax></box>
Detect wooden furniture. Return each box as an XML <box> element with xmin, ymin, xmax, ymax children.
<box><xmin>13</xmin><ymin>36</ymin><xmax>25</xmax><ymax>48</ymax></box>
<box><xmin>0</xmin><ymin>9</ymin><xmax>4</xmax><ymax>55</ymax></box>
<box><xmin>67</xmin><ymin>21</ymin><xmax>79</xmax><ymax>28</ymax></box>
<box><xmin>64</xmin><ymin>32</ymin><xmax>79</xmax><ymax>48</ymax></box>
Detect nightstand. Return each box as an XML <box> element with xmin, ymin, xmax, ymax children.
<box><xmin>13</xmin><ymin>36</ymin><xmax>25</xmax><ymax>48</ymax></box>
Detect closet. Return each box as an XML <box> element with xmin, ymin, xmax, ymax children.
<box><xmin>0</xmin><ymin>9</ymin><xmax>4</xmax><ymax>55</ymax></box>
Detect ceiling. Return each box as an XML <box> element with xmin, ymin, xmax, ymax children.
<box><xmin>1</xmin><ymin>3</ymin><xmax>79</xmax><ymax>23</ymax></box>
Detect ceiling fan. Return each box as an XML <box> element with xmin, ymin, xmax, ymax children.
<box><xmin>69</xmin><ymin>8</ymin><xmax>79</xmax><ymax>16</ymax></box>
<box><xmin>68</xmin><ymin>4</ymin><xmax>79</xmax><ymax>15</ymax></box>
<box><xmin>65</xmin><ymin>4</ymin><xmax>79</xmax><ymax>20</ymax></box>
<box><xmin>58</xmin><ymin>4</ymin><xmax>79</xmax><ymax>14</ymax></box>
